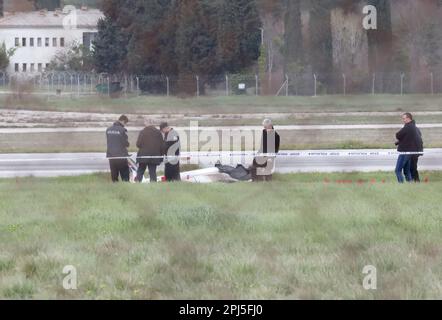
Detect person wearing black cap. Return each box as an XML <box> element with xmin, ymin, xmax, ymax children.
<box><xmin>106</xmin><ymin>115</ymin><xmax>130</xmax><ymax>182</ymax></box>
<box><xmin>160</xmin><ymin>122</ymin><xmax>181</xmax><ymax>181</ymax></box>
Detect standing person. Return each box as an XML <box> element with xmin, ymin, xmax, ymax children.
<box><xmin>395</xmin><ymin>113</ymin><xmax>420</xmax><ymax>183</ymax></box>
<box><xmin>136</xmin><ymin>123</ymin><xmax>164</xmax><ymax>183</ymax></box>
<box><xmin>410</xmin><ymin>126</ymin><xmax>424</xmax><ymax>182</ymax></box>
<box><xmin>251</xmin><ymin>119</ymin><xmax>280</xmax><ymax>182</ymax></box>
<box><xmin>106</xmin><ymin>115</ymin><xmax>130</xmax><ymax>183</ymax></box>
<box><xmin>160</xmin><ymin>122</ymin><xmax>181</xmax><ymax>182</ymax></box>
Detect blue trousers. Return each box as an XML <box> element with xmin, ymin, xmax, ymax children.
<box><xmin>395</xmin><ymin>155</ymin><xmax>412</xmax><ymax>183</ymax></box>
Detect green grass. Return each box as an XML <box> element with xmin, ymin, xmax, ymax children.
<box><xmin>0</xmin><ymin>172</ymin><xmax>441</xmax><ymax>299</ymax></box>
<box><xmin>2</xmin><ymin>94</ymin><xmax>442</xmax><ymax>114</ymax></box>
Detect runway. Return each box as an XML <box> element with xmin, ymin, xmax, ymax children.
<box><xmin>1</xmin><ymin>123</ymin><xmax>442</xmax><ymax>133</ymax></box>
<box><xmin>0</xmin><ymin>149</ymin><xmax>441</xmax><ymax>178</ymax></box>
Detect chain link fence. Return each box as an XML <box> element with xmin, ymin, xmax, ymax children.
<box><xmin>1</xmin><ymin>71</ymin><xmax>442</xmax><ymax>97</ymax></box>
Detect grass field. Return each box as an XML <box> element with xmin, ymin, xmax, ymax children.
<box><xmin>2</xmin><ymin>94</ymin><xmax>442</xmax><ymax>114</ymax></box>
<box><xmin>0</xmin><ymin>173</ymin><xmax>441</xmax><ymax>299</ymax></box>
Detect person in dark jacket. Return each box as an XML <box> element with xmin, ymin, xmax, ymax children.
<box><xmin>160</xmin><ymin>122</ymin><xmax>181</xmax><ymax>182</ymax></box>
<box><xmin>251</xmin><ymin>119</ymin><xmax>280</xmax><ymax>182</ymax></box>
<box><xmin>106</xmin><ymin>115</ymin><xmax>130</xmax><ymax>182</ymax></box>
<box><xmin>135</xmin><ymin>124</ymin><xmax>164</xmax><ymax>183</ymax></box>
<box><xmin>395</xmin><ymin>113</ymin><xmax>420</xmax><ymax>183</ymax></box>
<box><xmin>410</xmin><ymin>127</ymin><xmax>424</xmax><ymax>182</ymax></box>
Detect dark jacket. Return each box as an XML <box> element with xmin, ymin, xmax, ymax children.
<box><xmin>260</xmin><ymin>128</ymin><xmax>280</xmax><ymax>154</ymax></box>
<box><xmin>136</xmin><ymin>126</ymin><xmax>165</xmax><ymax>165</ymax></box>
<box><xmin>416</xmin><ymin>128</ymin><xmax>424</xmax><ymax>153</ymax></box>
<box><xmin>395</xmin><ymin>120</ymin><xmax>421</xmax><ymax>152</ymax></box>
<box><xmin>106</xmin><ymin>121</ymin><xmax>129</xmax><ymax>158</ymax></box>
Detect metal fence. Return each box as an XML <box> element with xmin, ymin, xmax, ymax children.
<box><xmin>1</xmin><ymin>71</ymin><xmax>442</xmax><ymax>97</ymax></box>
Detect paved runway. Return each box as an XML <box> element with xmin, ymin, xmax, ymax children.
<box><xmin>0</xmin><ymin>149</ymin><xmax>441</xmax><ymax>178</ymax></box>
<box><xmin>1</xmin><ymin>124</ymin><xmax>442</xmax><ymax>133</ymax></box>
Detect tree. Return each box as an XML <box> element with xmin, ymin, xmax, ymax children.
<box><xmin>93</xmin><ymin>16</ymin><xmax>129</xmax><ymax>74</ymax></box>
<box><xmin>48</xmin><ymin>42</ymin><xmax>94</xmax><ymax>71</ymax></box>
<box><xmin>283</xmin><ymin>0</ymin><xmax>303</xmax><ymax>73</ymax></box>
<box><xmin>174</xmin><ymin>0</ymin><xmax>216</xmax><ymax>93</ymax></box>
<box><xmin>0</xmin><ymin>42</ymin><xmax>16</xmax><ymax>71</ymax></box>
<box><xmin>308</xmin><ymin>0</ymin><xmax>334</xmax><ymax>91</ymax></box>
<box><xmin>94</xmin><ymin>0</ymin><xmax>261</xmax><ymax>93</ymax></box>
<box><xmin>366</xmin><ymin>0</ymin><xmax>393</xmax><ymax>75</ymax></box>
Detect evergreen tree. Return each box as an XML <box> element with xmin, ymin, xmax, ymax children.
<box><xmin>308</xmin><ymin>0</ymin><xmax>334</xmax><ymax>91</ymax></box>
<box><xmin>94</xmin><ymin>0</ymin><xmax>261</xmax><ymax>93</ymax></box>
<box><xmin>283</xmin><ymin>0</ymin><xmax>303</xmax><ymax>73</ymax></box>
<box><xmin>93</xmin><ymin>16</ymin><xmax>129</xmax><ymax>74</ymax></box>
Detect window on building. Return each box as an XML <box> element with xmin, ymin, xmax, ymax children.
<box><xmin>60</xmin><ymin>38</ymin><xmax>65</xmax><ymax>47</ymax></box>
<box><xmin>22</xmin><ymin>38</ymin><xmax>26</xmax><ymax>47</ymax></box>
<box><xmin>15</xmin><ymin>63</ymin><xmax>19</xmax><ymax>72</ymax></box>
<box><xmin>38</xmin><ymin>38</ymin><xmax>42</xmax><ymax>47</ymax></box>
<box><xmin>52</xmin><ymin>38</ymin><xmax>57</xmax><ymax>47</ymax></box>
<box><xmin>15</xmin><ymin>38</ymin><xmax>19</xmax><ymax>47</ymax></box>
<box><xmin>38</xmin><ymin>63</ymin><xmax>43</xmax><ymax>72</ymax></box>
<box><xmin>30</xmin><ymin>38</ymin><xmax>34</xmax><ymax>47</ymax></box>
<box><xmin>30</xmin><ymin>63</ymin><xmax>35</xmax><ymax>72</ymax></box>
<box><xmin>22</xmin><ymin>63</ymin><xmax>27</xmax><ymax>72</ymax></box>
<box><xmin>83</xmin><ymin>32</ymin><xmax>97</xmax><ymax>51</ymax></box>
<box><xmin>45</xmin><ymin>38</ymin><xmax>49</xmax><ymax>47</ymax></box>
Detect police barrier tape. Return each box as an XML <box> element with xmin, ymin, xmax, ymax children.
<box><xmin>0</xmin><ymin>151</ymin><xmax>434</xmax><ymax>162</ymax></box>
<box><xmin>109</xmin><ymin>150</ymin><xmax>427</xmax><ymax>160</ymax></box>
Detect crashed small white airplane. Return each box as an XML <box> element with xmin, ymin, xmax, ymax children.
<box><xmin>127</xmin><ymin>157</ymin><xmax>276</xmax><ymax>183</ymax></box>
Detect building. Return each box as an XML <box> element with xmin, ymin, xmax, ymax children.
<box><xmin>0</xmin><ymin>7</ymin><xmax>103</xmax><ymax>74</ymax></box>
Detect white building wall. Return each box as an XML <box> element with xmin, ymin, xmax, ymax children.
<box><xmin>0</xmin><ymin>27</ymin><xmax>97</xmax><ymax>74</ymax></box>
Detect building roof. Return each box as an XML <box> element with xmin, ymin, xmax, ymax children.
<box><xmin>0</xmin><ymin>9</ymin><xmax>104</xmax><ymax>29</ymax></box>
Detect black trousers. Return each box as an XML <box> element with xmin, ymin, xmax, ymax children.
<box><xmin>109</xmin><ymin>159</ymin><xmax>130</xmax><ymax>182</ymax></box>
<box><xmin>165</xmin><ymin>162</ymin><xmax>181</xmax><ymax>181</ymax></box>
<box><xmin>136</xmin><ymin>163</ymin><xmax>158</xmax><ymax>183</ymax></box>
<box><xmin>410</xmin><ymin>155</ymin><xmax>421</xmax><ymax>182</ymax></box>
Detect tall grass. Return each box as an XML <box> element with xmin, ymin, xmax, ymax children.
<box><xmin>0</xmin><ymin>173</ymin><xmax>441</xmax><ymax>299</ymax></box>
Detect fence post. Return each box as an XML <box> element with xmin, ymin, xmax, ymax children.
<box><xmin>342</xmin><ymin>73</ymin><xmax>346</xmax><ymax>96</ymax></box>
<box><xmin>225</xmin><ymin>74</ymin><xmax>229</xmax><ymax>96</ymax></box>
<box><xmin>166</xmin><ymin>76</ymin><xmax>170</xmax><ymax>97</ymax></box>
<box><xmin>372</xmin><ymin>73</ymin><xmax>375</xmax><ymax>95</ymax></box>
<box><xmin>255</xmin><ymin>74</ymin><xmax>259</xmax><ymax>96</ymax></box>
<box><xmin>313</xmin><ymin>74</ymin><xmax>317</xmax><ymax>97</ymax></box>
<box><xmin>136</xmin><ymin>77</ymin><xmax>140</xmax><ymax>96</ymax></box>
<box><xmin>400</xmin><ymin>73</ymin><xmax>405</xmax><ymax>96</ymax></box>
<box><xmin>48</xmin><ymin>75</ymin><xmax>51</xmax><ymax>96</ymax></box>
<box><xmin>430</xmin><ymin>72</ymin><xmax>434</xmax><ymax>95</ymax></box>
<box><xmin>77</xmin><ymin>74</ymin><xmax>81</xmax><ymax>97</ymax></box>
<box><xmin>107</xmin><ymin>76</ymin><xmax>110</xmax><ymax>98</ymax></box>
<box><xmin>124</xmin><ymin>75</ymin><xmax>128</xmax><ymax>98</ymax></box>
<box><xmin>285</xmin><ymin>74</ymin><xmax>289</xmax><ymax>97</ymax></box>
<box><xmin>196</xmin><ymin>75</ymin><xmax>200</xmax><ymax>97</ymax></box>
<box><xmin>50</xmin><ymin>73</ymin><xmax>54</xmax><ymax>91</ymax></box>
